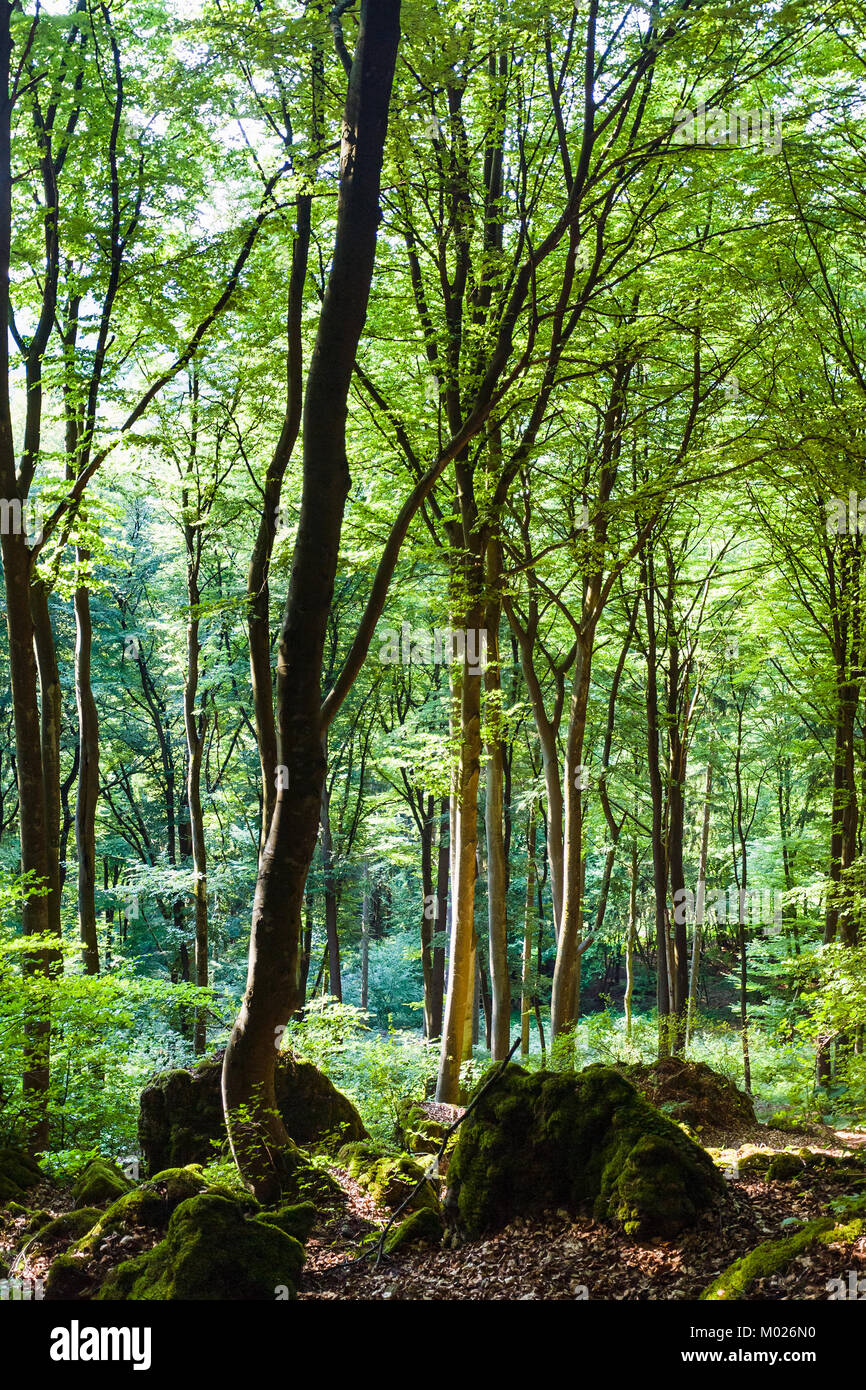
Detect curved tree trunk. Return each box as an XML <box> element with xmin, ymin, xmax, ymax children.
<box><xmin>222</xmin><ymin>0</ymin><xmax>401</xmax><ymax>1200</ymax></box>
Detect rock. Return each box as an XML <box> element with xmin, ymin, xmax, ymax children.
<box><xmin>44</xmin><ymin>1252</ymin><xmax>92</xmax><ymax>1300</ymax></box>
<box><xmin>25</xmin><ymin>1208</ymin><xmax>53</xmax><ymax>1234</ymax></box>
<box><xmin>384</xmin><ymin>1206</ymin><xmax>445</xmax><ymax>1254</ymax></box>
<box><xmin>338</xmin><ymin>1142</ymin><xmax>440</xmax><ymax>1213</ymax></box>
<box><xmin>29</xmin><ymin>1208</ymin><xmax>102</xmax><ymax>1252</ymax></box>
<box><xmin>702</xmin><ymin>1209</ymin><xmax>866</xmax><ymax>1300</ymax></box>
<box><xmin>73</xmin><ymin>1164</ymin><xmax>243</xmax><ymax>1255</ymax></box>
<box><xmin>444</xmin><ymin>1063</ymin><xmax>725</xmax><ymax>1240</ymax></box>
<box><xmin>0</xmin><ymin>1147</ymin><xmax>44</xmax><ymax>1205</ymax></box>
<box><xmin>138</xmin><ymin>1049</ymin><xmax>366</xmax><ymax>1176</ymax></box>
<box><xmin>617</xmin><ymin>1058</ymin><xmax>756</xmax><ymax>1134</ymax></box>
<box><xmin>254</xmin><ymin>1201</ymin><xmax>317</xmax><ymax>1244</ymax></box>
<box><xmin>94</xmin><ymin>1194</ymin><xmax>306</xmax><ymax>1300</ymax></box>
<box><xmin>395</xmin><ymin>1100</ymin><xmax>450</xmax><ymax>1156</ymax></box>
<box><xmin>72</xmin><ymin>1158</ymin><xmax>131</xmax><ymax>1208</ymax></box>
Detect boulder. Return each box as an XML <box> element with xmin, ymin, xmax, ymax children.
<box><xmin>72</xmin><ymin>1158</ymin><xmax>131</xmax><ymax>1208</ymax></box>
<box><xmin>384</xmin><ymin>1205</ymin><xmax>444</xmax><ymax>1254</ymax></box>
<box><xmin>138</xmin><ymin>1049</ymin><xmax>366</xmax><ymax>1175</ymax></box>
<box><xmin>444</xmin><ymin>1063</ymin><xmax>725</xmax><ymax>1240</ymax></box>
<box><xmin>338</xmin><ymin>1142</ymin><xmax>440</xmax><ymax>1213</ymax></box>
<box><xmin>0</xmin><ymin>1147</ymin><xmax>44</xmax><ymax>1205</ymax></box>
<box><xmin>94</xmin><ymin>1194</ymin><xmax>306</xmax><ymax>1301</ymax></box>
<box><xmin>617</xmin><ymin>1058</ymin><xmax>756</xmax><ymax>1134</ymax></box>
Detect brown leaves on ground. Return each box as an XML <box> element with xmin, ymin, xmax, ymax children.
<box><xmin>299</xmin><ymin>1132</ymin><xmax>866</xmax><ymax>1302</ymax></box>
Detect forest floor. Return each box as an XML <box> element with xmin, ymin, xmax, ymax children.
<box><xmin>299</xmin><ymin>1121</ymin><xmax>866</xmax><ymax>1301</ymax></box>
<box><xmin>4</xmin><ymin>1120</ymin><xmax>864</xmax><ymax>1301</ymax></box>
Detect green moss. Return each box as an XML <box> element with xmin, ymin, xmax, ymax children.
<box><xmin>139</xmin><ymin>1051</ymin><xmax>366</xmax><ymax>1175</ymax></box>
<box><xmin>254</xmin><ymin>1201</ymin><xmax>317</xmax><ymax>1244</ymax></box>
<box><xmin>25</xmin><ymin>1208</ymin><xmax>53</xmax><ymax>1233</ymax></box>
<box><xmin>395</xmin><ymin>1100</ymin><xmax>450</xmax><ymax>1157</ymax></box>
<box><xmin>338</xmin><ymin>1142</ymin><xmax>439</xmax><ymax>1212</ymax></box>
<box><xmin>94</xmin><ymin>1194</ymin><xmax>306</xmax><ymax>1301</ymax></box>
<box><xmin>0</xmin><ymin>1147</ymin><xmax>44</xmax><ymax>1204</ymax></box>
<box><xmin>767</xmin><ymin>1152</ymin><xmax>806</xmax><ymax>1181</ymax></box>
<box><xmin>701</xmin><ymin>1215</ymin><xmax>866</xmax><ymax>1300</ymax></box>
<box><xmin>44</xmin><ymin>1251</ymin><xmax>92</xmax><ymax>1300</ymax></box>
<box><xmin>73</xmin><ymin>1164</ymin><xmax>222</xmax><ymax>1253</ymax></box>
<box><xmin>384</xmin><ymin>1205</ymin><xmax>444</xmax><ymax>1254</ymax></box>
<box><xmin>72</xmin><ymin>1157</ymin><xmax>131</xmax><ymax>1208</ymax></box>
<box><xmin>445</xmin><ymin>1063</ymin><xmax>724</xmax><ymax>1240</ymax></box>
<box><xmin>30</xmin><ymin>1207</ymin><xmax>101</xmax><ymax>1252</ymax></box>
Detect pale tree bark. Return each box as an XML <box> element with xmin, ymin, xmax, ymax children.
<box><xmin>686</xmin><ymin>760</ymin><xmax>712</xmax><ymax>1050</ymax></box>
<box><xmin>485</xmin><ymin>538</ymin><xmax>510</xmax><ymax>1059</ymax></box>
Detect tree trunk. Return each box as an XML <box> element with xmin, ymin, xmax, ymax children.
<box><xmin>320</xmin><ymin>770</ymin><xmax>342</xmax><ymax>1003</ymax></box>
<box><xmin>74</xmin><ymin>564</ymin><xmax>100</xmax><ymax>975</ymax></box>
<box><xmin>221</xmin><ymin>0</ymin><xmax>401</xmax><ymax>1200</ymax></box>
<box><xmin>484</xmin><ymin>543</ymin><xmax>510</xmax><ymax>1058</ymax></box>
<box><xmin>686</xmin><ymin>761</ymin><xmax>712</xmax><ymax>1050</ymax></box>
<box><xmin>436</xmin><ymin>593</ymin><xmax>484</xmax><ymax>1101</ymax></box>
<box><xmin>521</xmin><ymin>800</ymin><xmax>537</xmax><ymax>1057</ymax></box>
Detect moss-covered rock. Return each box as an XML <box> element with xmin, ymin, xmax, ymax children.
<box><xmin>702</xmin><ymin>1214</ymin><xmax>866</xmax><ymax>1300</ymax></box>
<box><xmin>338</xmin><ymin>1142</ymin><xmax>439</xmax><ymax>1213</ymax></box>
<box><xmin>445</xmin><ymin>1063</ymin><xmax>725</xmax><ymax>1240</ymax></box>
<box><xmin>395</xmin><ymin>1100</ymin><xmax>451</xmax><ymax>1156</ymax></box>
<box><xmin>94</xmin><ymin>1194</ymin><xmax>306</xmax><ymax>1300</ymax></box>
<box><xmin>254</xmin><ymin>1201</ymin><xmax>317</xmax><ymax>1244</ymax></box>
<box><xmin>384</xmin><ymin>1205</ymin><xmax>444</xmax><ymax>1254</ymax></box>
<box><xmin>617</xmin><ymin>1058</ymin><xmax>756</xmax><ymax>1134</ymax></box>
<box><xmin>30</xmin><ymin>1207</ymin><xmax>102</xmax><ymax>1252</ymax></box>
<box><xmin>0</xmin><ymin>1147</ymin><xmax>44</xmax><ymax>1205</ymax></box>
<box><xmin>73</xmin><ymin>1164</ymin><xmax>236</xmax><ymax>1254</ymax></box>
<box><xmin>138</xmin><ymin>1049</ymin><xmax>366</xmax><ymax>1176</ymax></box>
<box><xmin>25</xmin><ymin>1208</ymin><xmax>53</xmax><ymax>1234</ymax></box>
<box><xmin>72</xmin><ymin>1157</ymin><xmax>131</xmax><ymax>1208</ymax></box>
<box><xmin>44</xmin><ymin>1251</ymin><xmax>92</xmax><ymax>1300</ymax></box>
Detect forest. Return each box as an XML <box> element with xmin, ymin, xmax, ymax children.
<box><xmin>1</xmin><ymin>0</ymin><xmax>866</xmax><ymax>1320</ymax></box>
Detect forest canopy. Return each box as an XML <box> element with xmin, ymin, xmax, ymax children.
<box><xmin>1</xmin><ymin>0</ymin><xmax>866</xmax><ymax>1310</ymax></box>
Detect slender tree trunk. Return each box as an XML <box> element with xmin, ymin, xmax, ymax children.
<box><xmin>221</xmin><ymin>0</ymin><xmax>401</xmax><ymax>1199</ymax></box>
<box><xmin>686</xmin><ymin>762</ymin><xmax>712</xmax><ymax>1050</ymax></box>
<box><xmin>625</xmin><ymin>838</ymin><xmax>638</xmax><ymax>1041</ymax></box>
<box><xmin>521</xmin><ymin>800</ymin><xmax>537</xmax><ymax>1057</ymax></box>
<box><xmin>74</xmin><ymin>564</ymin><xmax>100</xmax><ymax>975</ymax></box>
<box><xmin>429</xmin><ymin>794</ymin><xmax>449</xmax><ymax>1040</ymax></box>
<box><xmin>436</xmin><ymin>593</ymin><xmax>483</xmax><ymax>1101</ymax></box>
<box><xmin>485</xmin><ymin>543</ymin><xmax>510</xmax><ymax>1058</ymax></box>
<box><xmin>360</xmin><ymin>872</ymin><xmax>370</xmax><ymax>1013</ymax></box>
<box><xmin>419</xmin><ymin>796</ymin><xmax>436</xmax><ymax>1037</ymax></box>
<box><xmin>320</xmin><ymin>771</ymin><xmax>342</xmax><ymax>1003</ymax></box>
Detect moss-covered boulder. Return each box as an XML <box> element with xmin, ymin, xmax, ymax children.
<box><xmin>254</xmin><ymin>1201</ymin><xmax>317</xmax><ymax>1244</ymax></box>
<box><xmin>0</xmin><ymin>1147</ymin><xmax>44</xmax><ymax>1205</ymax></box>
<box><xmin>94</xmin><ymin>1194</ymin><xmax>306</xmax><ymax>1300</ymax></box>
<box><xmin>702</xmin><ymin>1213</ymin><xmax>866</xmax><ymax>1300</ymax></box>
<box><xmin>617</xmin><ymin>1058</ymin><xmax>756</xmax><ymax>1134</ymax></box>
<box><xmin>395</xmin><ymin>1100</ymin><xmax>452</xmax><ymax>1156</ymax></box>
<box><xmin>29</xmin><ymin>1207</ymin><xmax>102</xmax><ymax>1253</ymax></box>
<box><xmin>384</xmin><ymin>1205</ymin><xmax>445</xmax><ymax>1254</ymax></box>
<box><xmin>138</xmin><ymin>1049</ymin><xmax>366</xmax><ymax>1176</ymax></box>
<box><xmin>445</xmin><ymin>1063</ymin><xmax>725</xmax><ymax>1240</ymax></box>
<box><xmin>74</xmin><ymin>1164</ymin><xmax>244</xmax><ymax>1255</ymax></box>
<box><xmin>72</xmin><ymin>1157</ymin><xmax>132</xmax><ymax>1208</ymax></box>
<box><xmin>338</xmin><ymin>1142</ymin><xmax>440</xmax><ymax>1213</ymax></box>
